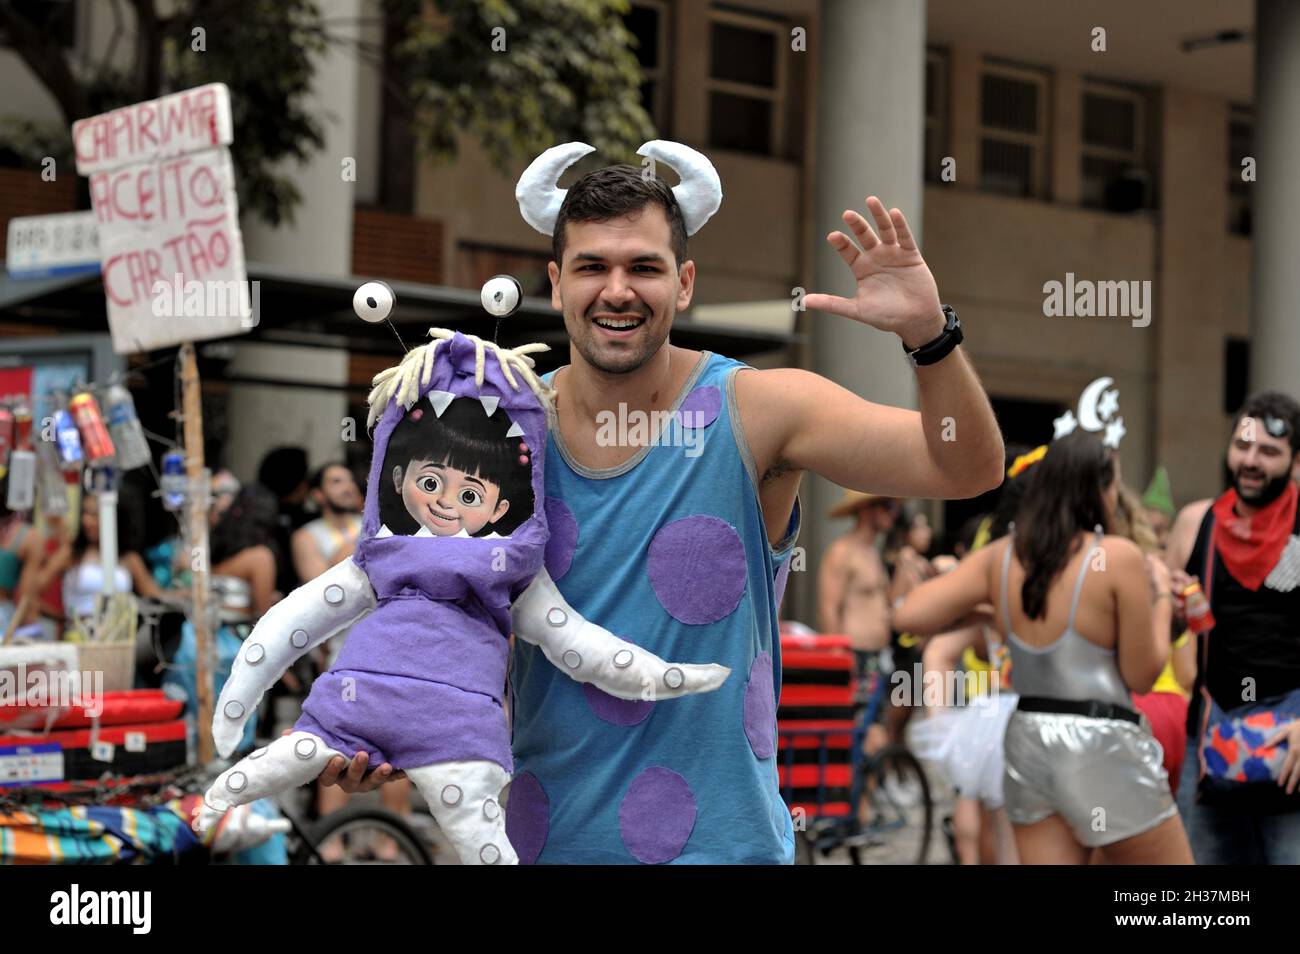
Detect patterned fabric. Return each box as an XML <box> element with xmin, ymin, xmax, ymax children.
<box><xmin>1264</xmin><ymin>535</ymin><xmax>1300</xmax><ymax>592</ymax></box>
<box><xmin>1201</xmin><ymin>692</ymin><xmax>1300</xmax><ymax>783</ymax></box>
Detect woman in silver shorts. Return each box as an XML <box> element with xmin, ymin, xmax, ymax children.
<box><xmin>895</xmin><ymin>432</ymin><xmax>1193</xmax><ymax>864</ymax></box>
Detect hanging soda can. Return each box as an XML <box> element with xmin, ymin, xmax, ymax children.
<box><xmin>0</xmin><ymin>407</ymin><xmax>13</xmax><ymax>471</ymax></box>
<box><xmin>4</xmin><ymin>448</ymin><xmax>36</xmax><ymax>511</ymax></box>
<box><xmin>54</xmin><ymin>407</ymin><xmax>83</xmax><ymax>468</ymax></box>
<box><xmin>161</xmin><ymin>450</ymin><xmax>187</xmax><ymax>511</ymax></box>
<box><xmin>70</xmin><ymin>391</ymin><xmax>115</xmax><ymax>465</ymax></box>
<box><xmin>35</xmin><ymin>439</ymin><xmax>68</xmax><ymax>516</ymax></box>
<box><xmin>1182</xmin><ymin>579</ymin><xmax>1216</xmax><ymax>634</ymax></box>
<box><xmin>105</xmin><ymin>383</ymin><xmax>151</xmax><ymax>471</ymax></box>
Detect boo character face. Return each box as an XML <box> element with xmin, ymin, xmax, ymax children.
<box><xmin>393</xmin><ymin>460</ymin><xmax>509</xmax><ymax>536</ymax></box>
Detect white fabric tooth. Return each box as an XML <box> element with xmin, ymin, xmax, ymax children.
<box><xmin>480</xmin><ymin>395</ymin><xmax>500</xmax><ymax>416</ymax></box>
<box><xmin>505</xmin><ymin>420</ymin><xmax>524</xmax><ymax>438</ymax></box>
<box><xmin>428</xmin><ymin>390</ymin><xmax>455</xmax><ymax>417</ymax></box>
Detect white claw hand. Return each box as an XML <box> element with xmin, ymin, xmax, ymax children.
<box><xmin>511</xmin><ymin>569</ymin><xmax>731</xmax><ymax>699</ymax></box>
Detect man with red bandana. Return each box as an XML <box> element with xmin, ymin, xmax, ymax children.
<box><xmin>1166</xmin><ymin>392</ymin><xmax>1300</xmax><ymax>864</ymax></box>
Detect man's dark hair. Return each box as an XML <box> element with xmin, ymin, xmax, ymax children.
<box><xmin>1236</xmin><ymin>392</ymin><xmax>1300</xmax><ymax>455</ymax></box>
<box><xmin>552</xmin><ymin>164</ymin><xmax>688</xmax><ymax>269</ymax></box>
<box><xmin>310</xmin><ymin>461</ymin><xmax>349</xmax><ymax>491</ymax></box>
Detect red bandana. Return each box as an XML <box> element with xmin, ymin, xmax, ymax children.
<box><xmin>1211</xmin><ymin>481</ymin><xmax>1298</xmax><ymax>591</ymax></box>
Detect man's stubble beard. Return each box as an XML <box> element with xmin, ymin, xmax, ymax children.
<box><xmin>1230</xmin><ymin>462</ymin><xmax>1295</xmax><ymax>508</ymax></box>
<box><xmin>567</xmin><ymin>301</ymin><xmax>672</xmax><ymax>375</ymax></box>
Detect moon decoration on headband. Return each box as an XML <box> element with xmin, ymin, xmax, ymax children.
<box><xmin>514</xmin><ymin>139</ymin><xmax>724</xmax><ymax>236</ymax></box>
<box><xmin>1054</xmin><ymin>376</ymin><xmax>1126</xmax><ymax>448</ymax></box>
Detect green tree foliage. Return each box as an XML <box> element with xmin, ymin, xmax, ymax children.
<box><xmin>0</xmin><ymin>0</ymin><xmax>653</xmax><ymax>225</ymax></box>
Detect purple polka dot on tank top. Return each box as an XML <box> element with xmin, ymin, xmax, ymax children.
<box><xmin>774</xmin><ymin>557</ymin><xmax>792</xmax><ymax>609</ymax></box>
<box><xmin>676</xmin><ymin>385</ymin><xmax>721</xmax><ymax>429</ymax></box>
<box><xmin>504</xmin><ymin>771</ymin><xmax>549</xmax><ymax>865</ymax></box>
<box><xmin>619</xmin><ymin>766</ymin><xmax>697</xmax><ymax>864</ymax></box>
<box><xmin>582</xmin><ymin>682</ymin><xmax>655</xmax><ymax>726</ymax></box>
<box><xmin>743</xmin><ymin>651</ymin><xmax>776</xmax><ymax>759</ymax></box>
<box><xmin>544</xmin><ymin>496</ymin><xmax>578</xmax><ymax>580</ymax></box>
<box><xmin>647</xmin><ymin>515</ymin><xmax>746</xmax><ymax>624</ymax></box>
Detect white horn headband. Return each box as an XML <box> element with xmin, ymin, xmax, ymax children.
<box><xmin>514</xmin><ymin>139</ymin><xmax>723</xmax><ymax>237</ymax></box>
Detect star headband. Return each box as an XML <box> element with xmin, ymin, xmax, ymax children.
<box><xmin>1053</xmin><ymin>376</ymin><xmax>1125</xmax><ymax>449</ymax></box>
<box><xmin>514</xmin><ymin>140</ymin><xmax>723</xmax><ymax>236</ymax></box>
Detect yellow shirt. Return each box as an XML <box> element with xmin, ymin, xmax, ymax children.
<box><xmin>1149</xmin><ymin>631</ymin><xmax>1191</xmax><ymax>697</ymax></box>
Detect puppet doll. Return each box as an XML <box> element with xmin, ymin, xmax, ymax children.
<box><xmin>195</xmin><ymin>278</ymin><xmax>729</xmax><ymax>864</ymax></box>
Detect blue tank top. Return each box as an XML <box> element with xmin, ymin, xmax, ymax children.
<box><xmin>508</xmin><ymin>351</ymin><xmax>801</xmax><ymax>864</ymax></box>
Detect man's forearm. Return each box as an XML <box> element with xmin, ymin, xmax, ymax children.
<box><xmin>914</xmin><ymin>346</ymin><xmax>1003</xmax><ymax>497</ymax></box>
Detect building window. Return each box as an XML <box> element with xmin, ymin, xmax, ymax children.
<box><xmin>925</xmin><ymin>48</ymin><xmax>949</xmax><ymax>183</ymax></box>
<box><xmin>456</xmin><ymin>243</ymin><xmax>552</xmax><ymax>298</ymax></box>
<box><xmin>625</xmin><ymin>1</ymin><xmax>669</xmax><ymax>132</ymax></box>
<box><xmin>1225</xmin><ymin>337</ymin><xmax>1250</xmax><ymax>414</ymax></box>
<box><xmin>1081</xmin><ymin>81</ymin><xmax>1148</xmax><ymax>211</ymax></box>
<box><xmin>1227</xmin><ymin>107</ymin><xmax>1253</xmax><ymax>237</ymax></box>
<box><xmin>707</xmin><ymin>8</ymin><xmax>786</xmax><ymax>156</ymax></box>
<box><xmin>978</xmin><ymin>61</ymin><xmax>1048</xmax><ymax>199</ymax></box>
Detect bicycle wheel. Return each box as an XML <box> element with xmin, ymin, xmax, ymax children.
<box><xmin>851</xmin><ymin>744</ymin><xmax>934</xmax><ymax>865</ymax></box>
<box><xmin>294</xmin><ymin>805</ymin><xmax>436</xmax><ymax>865</ymax></box>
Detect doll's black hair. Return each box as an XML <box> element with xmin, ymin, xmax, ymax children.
<box><xmin>377</xmin><ymin>396</ymin><xmax>534</xmax><ymax>537</ymax></box>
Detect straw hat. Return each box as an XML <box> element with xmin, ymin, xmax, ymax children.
<box><xmin>828</xmin><ymin>489</ymin><xmax>895</xmax><ymax>519</ymax></box>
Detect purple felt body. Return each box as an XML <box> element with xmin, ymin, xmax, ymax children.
<box><xmin>543</xmin><ymin>496</ymin><xmax>578</xmax><ymax>581</ymax></box>
<box><xmin>742</xmin><ymin>651</ymin><xmax>776</xmax><ymax>759</ymax></box>
<box><xmin>582</xmin><ymin>682</ymin><xmax>655</xmax><ymax>726</ymax></box>
<box><xmin>618</xmin><ymin>766</ymin><xmax>697</xmax><ymax>864</ymax></box>
<box><xmin>293</xmin><ymin>331</ymin><xmax>548</xmax><ymax>772</ymax></box>
<box><xmin>647</xmin><ymin>515</ymin><xmax>747</xmax><ymax>624</ymax></box>
<box><xmin>676</xmin><ymin>385</ymin><xmax>721</xmax><ymax>428</ymax></box>
<box><xmin>774</xmin><ymin>557</ymin><xmax>792</xmax><ymax>610</ymax></box>
<box><xmin>505</xmin><ymin>771</ymin><xmax>549</xmax><ymax>865</ymax></box>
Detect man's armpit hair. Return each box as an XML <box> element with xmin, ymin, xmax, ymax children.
<box><xmin>762</xmin><ymin>456</ymin><xmax>796</xmax><ymax>484</ymax></box>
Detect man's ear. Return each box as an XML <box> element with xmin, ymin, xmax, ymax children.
<box><xmin>676</xmin><ymin>259</ymin><xmax>696</xmax><ymax>313</ymax></box>
<box><xmin>548</xmin><ymin>261</ymin><xmax>562</xmax><ymax>311</ymax></box>
<box><xmin>391</xmin><ymin>465</ymin><xmax>404</xmax><ymax>494</ymax></box>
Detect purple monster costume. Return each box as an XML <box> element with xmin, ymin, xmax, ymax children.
<box><xmin>294</xmin><ymin>331</ymin><xmax>547</xmax><ymax>773</ymax></box>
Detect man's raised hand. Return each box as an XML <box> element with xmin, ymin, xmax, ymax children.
<box><xmin>803</xmin><ymin>196</ymin><xmax>945</xmax><ymax>350</ymax></box>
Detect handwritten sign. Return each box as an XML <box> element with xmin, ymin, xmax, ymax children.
<box><xmin>73</xmin><ymin>83</ymin><xmax>251</xmax><ymax>354</ymax></box>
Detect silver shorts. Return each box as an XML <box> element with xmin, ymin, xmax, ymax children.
<box><xmin>1003</xmin><ymin>709</ymin><xmax>1177</xmax><ymax>848</ymax></box>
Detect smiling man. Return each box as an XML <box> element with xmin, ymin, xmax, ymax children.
<box><xmin>324</xmin><ymin>145</ymin><xmax>1003</xmax><ymax>863</ymax></box>
<box><xmin>499</xmin><ymin>147</ymin><xmax>1003</xmax><ymax>865</ymax></box>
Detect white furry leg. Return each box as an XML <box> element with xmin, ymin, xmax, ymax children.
<box><xmin>406</xmin><ymin>761</ymin><xmax>517</xmax><ymax>865</ymax></box>
<box><xmin>195</xmin><ymin>731</ymin><xmax>343</xmax><ymax>834</ymax></box>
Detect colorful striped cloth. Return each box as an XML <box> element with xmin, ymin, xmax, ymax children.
<box><xmin>0</xmin><ymin>799</ymin><xmax>199</xmax><ymax>864</ymax></box>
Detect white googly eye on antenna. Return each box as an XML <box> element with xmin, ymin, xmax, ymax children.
<box><xmin>481</xmin><ymin>274</ymin><xmax>522</xmax><ymax>318</ymax></box>
<box><xmin>354</xmin><ymin>281</ymin><xmax>395</xmax><ymax>323</ymax></box>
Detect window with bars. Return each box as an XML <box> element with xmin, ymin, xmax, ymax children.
<box><xmin>707</xmin><ymin>9</ymin><xmax>786</xmax><ymax>156</ymax></box>
<box><xmin>925</xmin><ymin>49</ymin><xmax>948</xmax><ymax>183</ymax></box>
<box><xmin>978</xmin><ymin>63</ymin><xmax>1048</xmax><ymax>198</ymax></box>
<box><xmin>625</xmin><ymin>1</ymin><xmax>669</xmax><ymax>132</ymax></box>
<box><xmin>1227</xmin><ymin>108</ymin><xmax>1253</xmax><ymax>237</ymax></box>
<box><xmin>1081</xmin><ymin>82</ymin><xmax>1147</xmax><ymax>211</ymax></box>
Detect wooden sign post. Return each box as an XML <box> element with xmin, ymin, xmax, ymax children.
<box><xmin>74</xmin><ymin>84</ymin><xmax>251</xmax><ymax>765</ymax></box>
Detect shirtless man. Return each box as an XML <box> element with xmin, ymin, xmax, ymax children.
<box><xmin>819</xmin><ymin>491</ymin><xmax>897</xmax><ymax>659</ymax></box>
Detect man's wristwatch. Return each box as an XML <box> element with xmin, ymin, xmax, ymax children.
<box><xmin>902</xmin><ymin>304</ymin><xmax>963</xmax><ymax>367</ymax></box>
